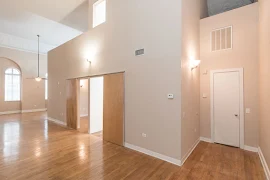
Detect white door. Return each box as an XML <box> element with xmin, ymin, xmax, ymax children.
<box><xmin>213</xmin><ymin>71</ymin><xmax>240</xmax><ymax>147</ymax></box>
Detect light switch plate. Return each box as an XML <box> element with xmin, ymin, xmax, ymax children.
<box><xmin>168</xmin><ymin>94</ymin><xmax>174</xmax><ymax>99</ymax></box>
<box><xmin>203</xmin><ymin>93</ymin><xmax>207</xmax><ymax>98</ymax></box>
<box><xmin>246</xmin><ymin>108</ymin><xmax>251</xmax><ymax>114</ymax></box>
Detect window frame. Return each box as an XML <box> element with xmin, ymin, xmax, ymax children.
<box><xmin>4</xmin><ymin>68</ymin><xmax>21</xmax><ymax>102</ymax></box>
<box><xmin>93</xmin><ymin>0</ymin><xmax>106</xmax><ymax>28</ymax></box>
<box><xmin>45</xmin><ymin>73</ymin><xmax>48</xmax><ymax>100</ymax></box>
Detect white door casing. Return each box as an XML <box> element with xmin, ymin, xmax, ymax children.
<box><xmin>210</xmin><ymin>68</ymin><xmax>244</xmax><ymax>149</ymax></box>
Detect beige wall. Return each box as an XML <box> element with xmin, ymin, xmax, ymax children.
<box><xmin>258</xmin><ymin>0</ymin><xmax>270</xmax><ymax>168</ymax></box>
<box><xmin>80</xmin><ymin>79</ymin><xmax>88</xmax><ymax>116</ymax></box>
<box><xmin>0</xmin><ymin>47</ymin><xmax>47</xmax><ymax>112</ymax></box>
<box><xmin>181</xmin><ymin>0</ymin><xmax>201</xmax><ymax>160</ymax></box>
<box><xmin>200</xmin><ymin>3</ymin><xmax>259</xmax><ymax>147</ymax></box>
<box><xmin>49</xmin><ymin>0</ymin><xmax>183</xmax><ymax>160</ymax></box>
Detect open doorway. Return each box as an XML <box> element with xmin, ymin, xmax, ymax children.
<box><xmin>66</xmin><ymin>72</ymin><xmax>124</xmax><ymax>146</ymax></box>
<box><xmin>78</xmin><ymin>79</ymin><xmax>89</xmax><ymax>133</ymax></box>
<box><xmin>89</xmin><ymin>76</ymin><xmax>104</xmax><ymax>138</ymax></box>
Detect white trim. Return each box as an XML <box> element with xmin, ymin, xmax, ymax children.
<box><xmin>124</xmin><ymin>143</ymin><xmax>181</xmax><ymax>166</ymax></box>
<box><xmin>80</xmin><ymin>114</ymin><xmax>88</xmax><ymax>117</ymax></box>
<box><xmin>47</xmin><ymin>117</ymin><xmax>67</xmax><ymax>127</ymax></box>
<box><xmin>258</xmin><ymin>147</ymin><xmax>270</xmax><ymax>180</ymax></box>
<box><xmin>244</xmin><ymin>145</ymin><xmax>258</xmax><ymax>153</ymax></box>
<box><xmin>210</xmin><ymin>68</ymin><xmax>244</xmax><ymax>149</ymax></box>
<box><xmin>200</xmin><ymin>137</ymin><xmax>213</xmax><ymax>143</ymax></box>
<box><xmin>181</xmin><ymin>138</ymin><xmax>200</xmax><ymax>165</ymax></box>
<box><xmin>21</xmin><ymin>108</ymin><xmax>47</xmax><ymax>113</ymax></box>
<box><xmin>0</xmin><ymin>110</ymin><xmax>21</xmax><ymax>115</ymax></box>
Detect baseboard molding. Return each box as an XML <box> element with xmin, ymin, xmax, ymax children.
<box><xmin>200</xmin><ymin>137</ymin><xmax>212</xmax><ymax>143</ymax></box>
<box><xmin>258</xmin><ymin>147</ymin><xmax>270</xmax><ymax>180</ymax></box>
<box><xmin>124</xmin><ymin>143</ymin><xmax>181</xmax><ymax>166</ymax></box>
<box><xmin>21</xmin><ymin>108</ymin><xmax>47</xmax><ymax>113</ymax></box>
<box><xmin>244</xmin><ymin>145</ymin><xmax>258</xmax><ymax>153</ymax></box>
<box><xmin>181</xmin><ymin>138</ymin><xmax>200</xmax><ymax>165</ymax></box>
<box><xmin>47</xmin><ymin>117</ymin><xmax>67</xmax><ymax>127</ymax></box>
<box><xmin>0</xmin><ymin>110</ymin><xmax>21</xmax><ymax>115</ymax></box>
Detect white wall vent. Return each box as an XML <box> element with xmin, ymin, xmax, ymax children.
<box><xmin>211</xmin><ymin>26</ymin><xmax>232</xmax><ymax>51</ymax></box>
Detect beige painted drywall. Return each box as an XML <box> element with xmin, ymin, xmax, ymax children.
<box><xmin>181</xmin><ymin>0</ymin><xmax>201</xmax><ymax>160</ymax></box>
<box><xmin>0</xmin><ymin>47</ymin><xmax>47</xmax><ymax>112</ymax></box>
<box><xmin>258</xmin><ymin>0</ymin><xmax>270</xmax><ymax>168</ymax></box>
<box><xmin>48</xmin><ymin>0</ymin><xmax>183</xmax><ymax>160</ymax></box>
<box><xmin>80</xmin><ymin>79</ymin><xmax>88</xmax><ymax>116</ymax></box>
<box><xmin>200</xmin><ymin>3</ymin><xmax>259</xmax><ymax>147</ymax></box>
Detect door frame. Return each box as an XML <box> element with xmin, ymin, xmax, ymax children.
<box><xmin>210</xmin><ymin>68</ymin><xmax>244</xmax><ymax>149</ymax></box>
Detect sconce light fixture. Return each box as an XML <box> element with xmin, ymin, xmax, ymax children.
<box><xmin>190</xmin><ymin>60</ymin><xmax>201</xmax><ymax>70</ymax></box>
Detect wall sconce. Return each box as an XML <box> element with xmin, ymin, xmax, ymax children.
<box><xmin>80</xmin><ymin>81</ymin><xmax>84</xmax><ymax>88</ymax></box>
<box><xmin>190</xmin><ymin>60</ymin><xmax>201</xmax><ymax>70</ymax></box>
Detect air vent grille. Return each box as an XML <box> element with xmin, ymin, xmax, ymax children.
<box><xmin>135</xmin><ymin>49</ymin><xmax>145</xmax><ymax>56</ymax></box>
<box><xmin>211</xmin><ymin>26</ymin><xmax>232</xmax><ymax>51</ymax></box>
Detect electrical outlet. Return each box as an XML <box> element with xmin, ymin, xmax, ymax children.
<box><xmin>194</xmin><ymin>128</ymin><xmax>197</xmax><ymax>132</ymax></box>
<box><xmin>142</xmin><ymin>133</ymin><xmax>147</xmax><ymax>138</ymax></box>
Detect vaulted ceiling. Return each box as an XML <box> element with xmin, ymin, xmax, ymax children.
<box><xmin>0</xmin><ymin>0</ymin><xmax>89</xmax><ymax>54</ymax></box>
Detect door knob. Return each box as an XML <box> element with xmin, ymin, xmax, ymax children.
<box><xmin>235</xmin><ymin>114</ymin><xmax>239</xmax><ymax>117</ymax></box>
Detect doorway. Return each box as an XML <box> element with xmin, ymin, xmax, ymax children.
<box><xmin>210</xmin><ymin>68</ymin><xmax>244</xmax><ymax>149</ymax></box>
<box><xmin>78</xmin><ymin>79</ymin><xmax>89</xmax><ymax>133</ymax></box>
<box><xmin>66</xmin><ymin>72</ymin><xmax>125</xmax><ymax>146</ymax></box>
<box><xmin>89</xmin><ymin>76</ymin><xmax>104</xmax><ymax>138</ymax></box>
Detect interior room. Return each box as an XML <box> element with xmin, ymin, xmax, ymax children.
<box><xmin>0</xmin><ymin>0</ymin><xmax>269</xmax><ymax>179</ymax></box>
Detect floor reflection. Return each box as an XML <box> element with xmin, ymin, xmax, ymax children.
<box><xmin>3</xmin><ymin>122</ymin><xmax>20</xmax><ymax>162</ymax></box>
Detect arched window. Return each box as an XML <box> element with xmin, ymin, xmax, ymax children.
<box><xmin>5</xmin><ymin>68</ymin><xmax>21</xmax><ymax>101</ymax></box>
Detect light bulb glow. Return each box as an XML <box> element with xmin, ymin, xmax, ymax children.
<box><xmin>190</xmin><ymin>60</ymin><xmax>201</xmax><ymax>70</ymax></box>
<box><xmin>35</xmin><ymin>77</ymin><xmax>42</xmax><ymax>82</ymax></box>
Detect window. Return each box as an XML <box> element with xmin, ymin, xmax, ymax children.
<box><xmin>5</xmin><ymin>68</ymin><xmax>21</xmax><ymax>101</ymax></box>
<box><xmin>45</xmin><ymin>73</ymin><xmax>48</xmax><ymax>100</ymax></box>
<box><xmin>93</xmin><ymin>0</ymin><xmax>106</xmax><ymax>28</ymax></box>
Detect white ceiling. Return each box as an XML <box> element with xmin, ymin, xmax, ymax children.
<box><xmin>0</xmin><ymin>0</ymin><xmax>89</xmax><ymax>54</ymax></box>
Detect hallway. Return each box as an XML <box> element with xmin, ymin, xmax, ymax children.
<box><xmin>0</xmin><ymin>112</ymin><xmax>265</xmax><ymax>179</ymax></box>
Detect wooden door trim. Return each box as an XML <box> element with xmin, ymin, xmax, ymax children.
<box><xmin>210</xmin><ymin>68</ymin><xmax>244</xmax><ymax>149</ymax></box>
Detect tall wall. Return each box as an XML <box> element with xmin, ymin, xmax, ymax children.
<box><xmin>48</xmin><ymin>0</ymin><xmax>183</xmax><ymax>160</ymax></box>
<box><xmin>259</xmin><ymin>0</ymin><xmax>270</xmax><ymax>169</ymax></box>
<box><xmin>181</xmin><ymin>0</ymin><xmax>202</xmax><ymax>160</ymax></box>
<box><xmin>200</xmin><ymin>4</ymin><xmax>259</xmax><ymax>147</ymax></box>
<box><xmin>0</xmin><ymin>47</ymin><xmax>47</xmax><ymax>112</ymax></box>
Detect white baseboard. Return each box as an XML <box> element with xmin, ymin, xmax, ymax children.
<box><xmin>259</xmin><ymin>147</ymin><xmax>270</xmax><ymax>180</ymax></box>
<box><xmin>22</xmin><ymin>108</ymin><xmax>47</xmax><ymax>113</ymax></box>
<box><xmin>244</xmin><ymin>145</ymin><xmax>258</xmax><ymax>153</ymax></box>
<box><xmin>200</xmin><ymin>137</ymin><xmax>212</xmax><ymax>143</ymax></box>
<box><xmin>47</xmin><ymin>117</ymin><xmax>67</xmax><ymax>127</ymax></box>
<box><xmin>124</xmin><ymin>143</ymin><xmax>181</xmax><ymax>166</ymax></box>
<box><xmin>0</xmin><ymin>110</ymin><xmax>21</xmax><ymax>115</ymax></box>
<box><xmin>80</xmin><ymin>114</ymin><xmax>88</xmax><ymax>117</ymax></box>
<box><xmin>181</xmin><ymin>138</ymin><xmax>200</xmax><ymax>165</ymax></box>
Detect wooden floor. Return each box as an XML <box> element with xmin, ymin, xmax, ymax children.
<box><xmin>0</xmin><ymin>112</ymin><xmax>265</xmax><ymax>180</ymax></box>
